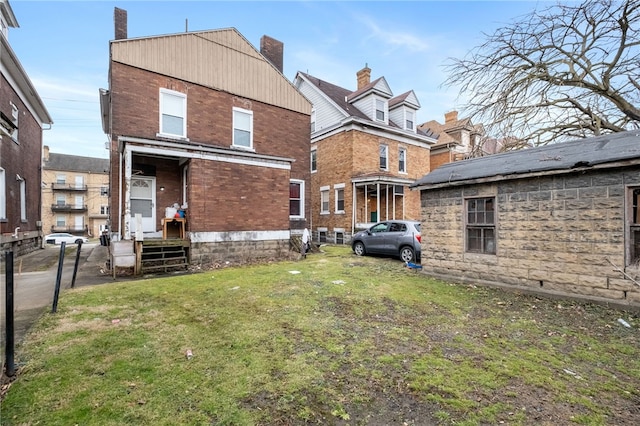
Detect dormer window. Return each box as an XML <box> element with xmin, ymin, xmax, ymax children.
<box><xmin>406</xmin><ymin>110</ymin><xmax>414</xmax><ymax>131</ymax></box>
<box><xmin>375</xmin><ymin>99</ymin><xmax>385</xmax><ymax>121</ymax></box>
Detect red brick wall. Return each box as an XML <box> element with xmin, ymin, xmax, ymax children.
<box><xmin>0</xmin><ymin>74</ymin><xmax>43</xmax><ymax>235</ymax></box>
<box><xmin>108</xmin><ymin>62</ymin><xmax>310</xmax><ymax>235</ymax></box>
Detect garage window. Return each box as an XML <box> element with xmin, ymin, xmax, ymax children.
<box><xmin>466</xmin><ymin>197</ymin><xmax>496</xmax><ymax>254</ymax></box>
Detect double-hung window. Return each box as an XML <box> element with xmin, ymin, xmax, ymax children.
<box><xmin>19</xmin><ymin>176</ymin><xmax>26</xmax><ymax>221</ymax></box>
<box><xmin>375</xmin><ymin>99</ymin><xmax>385</xmax><ymax>121</ymax></box>
<box><xmin>160</xmin><ymin>89</ymin><xmax>187</xmax><ymax>138</ymax></box>
<box><xmin>320</xmin><ymin>186</ymin><xmax>330</xmax><ymax>214</ymax></box>
<box><xmin>379</xmin><ymin>144</ymin><xmax>388</xmax><ymax>170</ymax></box>
<box><xmin>405</xmin><ymin>110</ymin><xmax>414</xmax><ymax>131</ymax></box>
<box><xmin>290</xmin><ymin>180</ymin><xmax>304</xmax><ymax>219</ymax></box>
<box><xmin>310</xmin><ymin>109</ymin><xmax>316</xmax><ymax>133</ymax></box>
<box><xmin>10</xmin><ymin>102</ymin><xmax>18</xmax><ymax>142</ymax></box>
<box><xmin>334</xmin><ymin>184</ymin><xmax>345</xmax><ymax>213</ymax></box>
<box><xmin>466</xmin><ymin>197</ymin><xmax>496</xmax><ymax>254</ymax></box>
<box><xmin>311</xmin><ymin>149</ymin><xmax>317</xmax><ymax>172</ymax></box>
<box><xmin>399</xmin><ymin>147</ymin><xmax>407</xmax><ymax>173</ymax></box>
<box><xmin>233</xmin><ymin>107</ymin><xmax>253</xmax><ymax>149</ymax></box>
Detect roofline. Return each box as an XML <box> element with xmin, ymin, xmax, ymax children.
<box><xmin>295</xmin><ymin>72</ymin><xmax>350</xmax><ymax>120</ymax></box>
<box><xmin>1</xmin><ymin>35</ymin><xmax>53</xmax><ymax>124</ymax></box>
<box><xmin>0</xmin><ymin>0</ymin><xmax>18</xmax><ymax>28</ymax></box>
<box><xmin>411</xmin><ymin>157</ymin><xmax>640</xmax><ymax>191</ymax></box>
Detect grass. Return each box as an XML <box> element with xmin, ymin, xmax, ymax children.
<box><xmin>1</xmin><ymin>245</ymin><xmax>639</xmax><ymax>425</ymax></box>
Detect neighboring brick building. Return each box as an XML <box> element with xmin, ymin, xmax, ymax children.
<box><xmin>293</xmin><ymin>66</ymin><xmax>436</xmax><ymax>244</ymax></box>
<box><xmin>411</xmin><ymin>131</ymin><xmax>640</xmax><ymax>309</ymax></box>
<box><xmin>41</xmin><ymin>146</ymin><xmax>109</xmax><ymax>238</ymax></box>
<box><xmin>419</xmin><ymin>111</ymin><xmax>485</xmax><ymax>170</ymax></box>
<box><xmin>99</xmin><ymin>9</ymin><xmax>311</xmax><ymax>272</ymax></box>
<box><xmin>0</xmin><ymin>0</ymin><xmax>53</xmax><ymax>256</ymax></box>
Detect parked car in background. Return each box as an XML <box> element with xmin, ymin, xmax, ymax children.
<box><xmin>351</xmin><ymin>220</ymin><xmax>421</xmax><ymax>262</ymax></box>
<box><xmin>44</xmin><ymin>233</ymin><xmax>89</xmax><ymax>245</ymax></box>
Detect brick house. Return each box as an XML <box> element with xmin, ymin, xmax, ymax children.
<box><xmin>0</xmin><ymin>0</ymin><xmax>53</xmax><ymax>256</ymax></box>
<box><xmin>411</xmin><ymin>130</ymin><xmax>640</xmax><ymax>309</ymax></box>
<box><xmin>293</xmin><ymin>66</ymin><xmax>436</xmax><ymax>244</ymax></box>
<box><xmin>99</xmin><ymin>9</ymin><xmax>311</xmax><ymax>273</ymax></box>
<box><xmin>41</xmin><ymin>146</ymin><xmax>109</xmax><ymax>238</ymax></box>
<box><xmin>418</xmin><ymin>111</ymin><xmax>485</xmax><ymax>170</ymax></box>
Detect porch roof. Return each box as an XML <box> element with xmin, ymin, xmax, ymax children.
<box><xmin>351</xmin><ymin>172</ymin><xmax>415</xmax><ymax>186</ymax></box>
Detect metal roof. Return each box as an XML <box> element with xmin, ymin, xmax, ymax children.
<box><xmin>411</xmin><ymin>130</ymin><xmax>640</xmax><ymax>189</ymax></box>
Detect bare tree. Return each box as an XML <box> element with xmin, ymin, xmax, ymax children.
<box><xmin>444</xmin><ymin>0</ymin><xmax>640</xmax><ymax>147</ymax></box>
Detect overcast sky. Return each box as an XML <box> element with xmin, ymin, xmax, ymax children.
<box><xmin>8</xmin><ymin>0</ymin><xmax>546</xmax><ymax>159</ymax></box>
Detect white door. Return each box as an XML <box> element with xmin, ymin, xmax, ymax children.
<box><xmin>130</xmin><ymin>177</ymin><xmax>156</xmax><ymax>233</ymax></box>
<box><xmin>75</xmin><ymin>195</ymin><xmax>84</xmax><ymax>209</ymax></box>
<box><xmin>75</xmin><ymin>175</ymin><xmax>84</xmax><ymax>189</ymax></box>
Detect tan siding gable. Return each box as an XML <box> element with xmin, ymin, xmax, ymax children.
<box><xmin>111</xmin><ymin>28</ymin><xmax>310</xmax><ymax>115</ymax></box>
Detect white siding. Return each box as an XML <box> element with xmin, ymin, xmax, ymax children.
<box><xmin>296</xmin><ymin>79</ymin><xmax>347</xmax><ymax>132</ymax></box>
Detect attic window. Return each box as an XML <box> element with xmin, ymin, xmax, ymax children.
<box><xmin>375</xmin><ymin>99</ymin><xmax>385</xmax><ymax>121</ymax></box>
<box><xmin>406</xmin><ymin>110</ymin><xmax>414</xmax><ymax>131</ymax></box>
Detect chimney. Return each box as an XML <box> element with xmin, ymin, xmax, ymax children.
<box><xmin>43</xmin><ymin>145</ymin><xmax>50</xmax><ymax>162</ymax></box>
<box><xmin>114</xmin><ymin>7</ymin><xmax>127</xmax><ymax>40</ymax></box>
<box><xmin>444</xmin><ymin>111</ymin><xmax>458</xmax><ymax>124</ymax></box>
<box><xmin>260</xmin><ymin>35</ymin><xmax>284</xmax><ymax>73</ymax></box>
<box><xmin>357</xmin><ymin>65</ymin><xmax>371</xmax><ymax>90</ymax></box>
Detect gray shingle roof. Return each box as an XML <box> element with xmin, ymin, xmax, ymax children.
<box><xmin>44</xmin><ymin>153</ymin><xmax>109</xmax><ymax>174</ymax></box>
<box><xmin>411</xmin><ymin>130</ymin><xmax>640</xmax><ymax>188</ymax></box>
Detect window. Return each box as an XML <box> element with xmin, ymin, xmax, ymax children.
<box><xmin>311</xmin><ymin>109</ymin><xmax>316</xmax><ymax>133</ymax></box>
<box><xmin>10</xmin><ymin>102</ymin><xmax>18</xmax><ymax>142</ymax></box>
<box><xmin>466</xmin><ymin>197</ymin><xmax>496</xmax><ymax>254</ymax></box>
<box><xmin>100</xmin><ymin>186</ymin><xmax>109</xmax><ymax>196</ymax></box>
<box><xmin>100</xmin><ymin>205</ymin><xmax>109</xmax><ymax>215</ymax></box>
<box><xmin>335</xmin><ymin>184</ymin><xmax>345</xmax><ymax>213</ymax></box>
<box><xmin>375</xmin><ymin>99</ymin><xmax>385</xmax><ymax>121</ymax></box>
<box><xmin>56</xmin><ymin>195</ymin><xmax>66</xmax><ymax>206</ymax></box>
<box><xmin>56</xmin><ymin>216</ymin><xmax>66</xmax><ymax>227</ymax></box>
<box><xmin>19</xmin><ymin>177</ymin><xmax>26</xmax><ymax>221</ymax></box>
<box><xmin>289</xmin><ymin>180</ymin><xmax>304</xmax><ymax>218</ymax></box>
<box><xmin>160</xmin><ymin>89</ymin><xmax>186</xmax><ymax>138</ymax></box>
<box><xmin>406</xmin><ymin>110</ymin><xmax>414</xmax><ymax>131</ymax></box>
<box><xmin>628</xmin><ymin>188</ymin><xmax>640</xmax><ymax>265</ymax></box>
<box><xmin>335</xmin><ymin>230</ymin><xmax>344</xmax><ymax>245</ymax></box>
<box><xmin>56</xmin><ymin>174</ymin><xmax>66</xmax><ymax>185</ymax></box>
<box><xmin>0</xmin><ymin>168</ymin><xmax>5</xmax><ymax>219</ymax></box>
<box><xmin>233</xmin><ymin>107</ymin><xmax>253</xmax><ymax>149</ymax></box>
<box><xmin>318</xmin><ymin>230</ymin><xmax>327</xmax><ymax>243</ymax></box>
<box><xmin>320</xmin><ymin>186</ymin><xmax>329</xmax><ymax>214</ymax></box>
<box><xmin>311</xmin><ymin>149</ymin><xmax>317</xmax><ymax>172</ymax></box>
<box><xmin>399</xmin><ymin>147</ymin><xmax>407</xmax><ymax>173</ymax></box>
<box><xmin>379</xmin><ymin>144</ymin><xmax>388</xmax><ymax>170</ymax></box>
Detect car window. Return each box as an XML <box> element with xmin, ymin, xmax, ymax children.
<box><xmin>413</xmin><ymin>223</ymin><xmax>421</xmax><ymax>232</ymax></box>
<box><xmin>389</xmin><ymin>223</ymin><xmax>406</xmax><ymax>232</ymax></box>
<box><xmin>370</xmin><ymin>223</ymin><xmax>388</xmax><ymax>233</ymax></box>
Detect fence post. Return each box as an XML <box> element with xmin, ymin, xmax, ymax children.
<box><xmin>71</xmin><ymin>241</ymin><xmax>83</xmax><ymax>288</ymax></box>
<box><xmin>4</xmin><ymin>250</ymin><xmax>15</xmax><ymax>377</ymax></box>
<box><xmin>52</xmin><ymin>242</ymin><xmax>66</xmax><ymax>313</ymax></box>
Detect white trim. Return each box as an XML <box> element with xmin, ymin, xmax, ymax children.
<box><xmin>190</xmin><ymin>229</ymin><xmax>290</xmax><ymax>243</ymax></box>
<box><xmin>159</xmin><ymin>88</ymin><xmax>187</xmax><ymax>139</ymax></box>
<box><xmin>334</xmin><ymin>185</ymin><xmax>345</xmax><ymax>214</ymax></box>
<box><xmin>290</xmin><ymin>179</ymin><xmax>305</xmax><ymax>219</ymax></box>
<box><xmin>232</xmin><ymin>107</ymin><xmax>253</xmax><ymax>149</ymax></box>
<box><xmin>334</xmin><ymin>183</ymin><xmax>345</xmax><ymax>189</ymax></box>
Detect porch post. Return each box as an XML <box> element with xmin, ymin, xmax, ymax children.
<box><xmin>393</xmin><ymin>185</ymin><xmax>396</xmax><ymax>219</ymax></box>
<box><xmin>364</xmin><ymin>184</ymin><xmax>368</xmax><ymax>224</ymax></box>
<box><xmin>352</xmin><ymin>182</ymin><xmax>356</xmax><ymax>236</ymax></box>
<box><xmin>376</xmin><ymin>182</ymin><xmax>380</xmax><ymax>223</ymax></box>
<box><xmin>123</xmin><ymin>147</ymin><xmax>132</xmax><ymax>240</ymax></box>
<box><xmin>386</xmin><ymin>184</ymin><xmax>389</xmax><ymax>220</ymax></box>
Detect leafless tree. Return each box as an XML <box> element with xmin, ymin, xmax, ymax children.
<box><xmin>444</xmin><ymin>0</ymin><xmax>640</xmax><ymax>147</ymax></box>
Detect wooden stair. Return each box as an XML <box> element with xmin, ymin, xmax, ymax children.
<box><xmin>139</xmin><ymin>240</ymin><xmax>189</xmax><ymax>274</ymax></box>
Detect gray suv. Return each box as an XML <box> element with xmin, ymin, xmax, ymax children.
<box><xmin>351</xmin><ymin>220</ymin><xmax>421</xmax><ymax>263</ymax></box>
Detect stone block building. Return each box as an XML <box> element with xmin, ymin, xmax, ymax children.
<box><xmin>411</xmin><ymin>131</ymin><xmax>640</xmax><ymax>309</ymax></box>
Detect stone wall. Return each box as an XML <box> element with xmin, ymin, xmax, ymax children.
<box><xmin>190</xmin><ymin>239</ymin><xmax>291</xmax><ymax>266</ymax></box>
<box><xmin>420</xmin><ymin>169</ymin><xmax>640</xmax><ymax>308</ymax></box>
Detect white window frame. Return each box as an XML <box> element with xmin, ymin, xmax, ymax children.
<box><xmin>0</xmin><ymin>168</ymin><xmax>5</xmax><ymax>219</ymax></box>
<box><xmin>379</xmin><ymin>144</ymin><xmax>388</xmax><ymax>170</ymax></box>
<box><xmin>320</xmin><ymin>185</ymin><xmax>330</xmax><ymax>214</ymax></box>
<box><xmin>289</xmin><ymin>179</ymin><xmax>305</xmax><ymax>219</ymax></box>
<box><xmin>159</xmin><ymin>88</ymin><xmax>187</xmax><ymax>139</ymax></box>
<box><xmin>19</xmin><ymin>176</ymin><xmax>26</xmax><ymax>221</ymax></box>
<box><xmin>56</xmin><ymin>215</ymin><xmax>66</xmax><ymax>227</ymax></box>
<box><xmin>56</xmin><ymin>195</ymin><xmax>66</xmax><ymax>206</ymax></box>
<box><xmin>334</xmin><ymin>183</ymin><xmax>345</xmax><ymax>214</ymax></box>
<box><xmin>399</xmin><ymin>147</ymin><xmax>407</xmax><ymax>173</ymax></box>
<box><xmin>56</xmin><ymin>174</ymin><xmax>66</xmax><ymax>185</ymax></box>
<box><xmin>334</xmin><ymin>228</ymin><xmax>345</xmax><ymax>245</ymax></box>
<box><xmin>100</xmin><ymin>205</ymin><xmax>109</xmax><ymax>215</ymax></box>
<box><xmin>10</xmin><ymin>102</ymin><xmax>18</xmax><ymax>142</ymax></box>
<box><xmin>311</xmin><ymin>109</ymin><xmax>316</xmax><ymax>133</ymax></box>
<box><xmin>375</xmin><ymin>98</ymin><xmax>385</xmax><ymax>122</ymax></box>
<box><xmin>311</xmin><ymin>149</ymin><xmax>317</xmax><ymax>173</ymax></box>
<box><xmin>232</xmin><ymin>107</ymin><xmax>254</xmax><ymax>150</ymax></box>
<box><xmin>405</xmin><ymin>110</ymin><xmax>414</xmax><ymax>131</ymax></box>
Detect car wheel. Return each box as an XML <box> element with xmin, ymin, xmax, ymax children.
<box><xmin>400</xmin><ymin>246</ymin><xmax>415</xmax><ymax>263</ymax></box>
<box><xmin>353</xmin><ymin>241</ymin><xmax>366</xmax><ymax>256</ymax></box>
<box><xmin>74</xmin><ymin>239</ymin><xmax>84</xmax><ymax>244</ymax></box>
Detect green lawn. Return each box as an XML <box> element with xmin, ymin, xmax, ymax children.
<box><xmin>2</xmin><ymin>246</ymin><xmax>639</xmax><ymax>425</ymax></box>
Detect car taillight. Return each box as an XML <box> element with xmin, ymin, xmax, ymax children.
<box><xmin>415</xmin><ymin>234</ymin><xmax>421</xmax><ymax>243</ymax></box>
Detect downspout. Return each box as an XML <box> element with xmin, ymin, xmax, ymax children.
<box><xmin>118</xmin><ymin>150</ymin><xmax>123</xmax><ymax>240</ymax></box>
<box><xmin>351</xmin><ymin>182</ymin><xmax>356</xmax><ymax>236</ymax></box>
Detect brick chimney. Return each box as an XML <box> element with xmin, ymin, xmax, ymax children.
<box><xmin>43</xmin><ymin>145</ymin><xmax>50</xmax><ymax>162</ymax></box>
<box><xmin>114</xmin><ymin>7</ymin><xmax>127</xmax><ymax>40</ymax></box>
<box><xmin>260</xmin><ymin>35</ymin><xmax>284</xmax><ymax>73</ymax></box>
<box><xmin>357</xmin><ymin>65</ymin><xmax>371</xmax><ymax>90</ymax></box>
<box><xmin>444</xmin><ymin>110</ymin><xmax>458</xmax><ymax>124</ymax></box>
